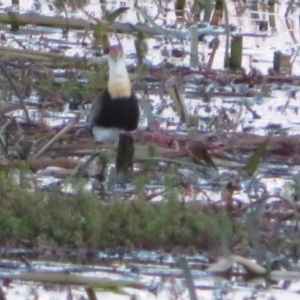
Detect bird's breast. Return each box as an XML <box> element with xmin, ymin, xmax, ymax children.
<box><xmin>108</xmin><ymin>78</ymin><xmax>131</xmax><ymax>98</ymax></box>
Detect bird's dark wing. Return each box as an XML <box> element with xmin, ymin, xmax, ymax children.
<box><xmin>87</xmin><ymin>93</ymin><xmax>103</xmax><ymax>128</ymax></box>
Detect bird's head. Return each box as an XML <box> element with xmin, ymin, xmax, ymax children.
<box><xmin>108</xmin><ymin>45</ymin><xmax>125</xmax><ymax>63</ymax></box>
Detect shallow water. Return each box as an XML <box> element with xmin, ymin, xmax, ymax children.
<box><xmin>1</xmin><ymin>0</ymin><xmax>300</xmax><ymax>298</ymax></box>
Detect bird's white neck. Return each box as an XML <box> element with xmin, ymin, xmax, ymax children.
<box><xmin>108</xmin><ymin>57</ymin><xmax>131</xmax><ymax>98</ymax></box>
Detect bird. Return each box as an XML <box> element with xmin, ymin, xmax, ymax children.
<box><xmin>88</xmin><ymin>45</ymin><xmax>140</xmax><ymax>142</ymax></box>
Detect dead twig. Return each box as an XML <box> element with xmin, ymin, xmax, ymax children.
<box><xmin>0</xmin><ymin>271</ymin><xmax>145</xmax><ymax>288</ymax></box>
<box><xmin>0</xmin><ymin>61</ymin><xmax>30</xmax><ymax>124</ymax></box>
<box><xmin>32</xmin><ymin>114</ymin><xmax>81</xmax><ymax>160</ymax></box>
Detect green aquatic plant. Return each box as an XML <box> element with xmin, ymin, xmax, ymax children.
<box><xmin>0</xmin><ymin>167</ymin><xmax>240</xmax><ymax>253</ymax></box>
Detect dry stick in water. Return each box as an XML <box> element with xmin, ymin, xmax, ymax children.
<box><xmin>0</xmin><ymin>271</ymin><xmax>145</xmax><ymax>288</ymax></box>
<box><xmin>32</xmin><ymin>113</ymin><xmax>81</xmax><ymax>160</ymax></box>
<box><xmin>0</xmin><ymin>102</ymin><xmax>24</xmax><ymax>115</ymax></box>
<box><xmin>0</xmin><ymin>46</ymin><xmax>102</xmax><ymax>66</ymax></box>
<box><xmin>222</xmin><ymin>0</ymin><xmax>230</xmax><ymax>68</ymax></box>
<box><xmin>189</xmin><ymin>24</ymin><xmax>198</xmax><ymax>68</ymax></box>
<box><xmin>85</xmin><ymin>287</ymin><xmax>97</xmax><ymax>300</ymax></box>
<box><xmin>178</xmin><ymin>257</ymin><xmax>198</xmax><ymax>300</ymax></box>
<box><xmin>58</xmin><ymin>0</ymin><xmax>69</xmax><ymax>32</ymax></box>
<box><xmin>207</xmin><ymin>37</ymin><xmax>220</xmax><ymax>70</ymax></box>
<box><xmin>167</xmin><ymin>77</ymin><xmax>190</xmax><ymax>125</ymax></box>
<box><xmin>0</xmin><ymin>11</ymin><xmax>270</xmax><ymax>39</ymax></box>
<box><xmin>0</xmin><ymin>286</ymin><xmax>6</xmax><ymax>300</ymax></box>
<box><xmin>0</xmin><ymin>62</ymin><xmax>30</xmax><ymax>124</ymax></box>
<box><xmin>71</xmin><ymin>150</ymin><xmax>100</xmax><ymax>178</ymax></box>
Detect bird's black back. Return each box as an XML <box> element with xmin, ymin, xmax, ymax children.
<box><xmin>92</xmin><ymin>89</ymin><xmax>139</xmax><ymax>131</ymax></box>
